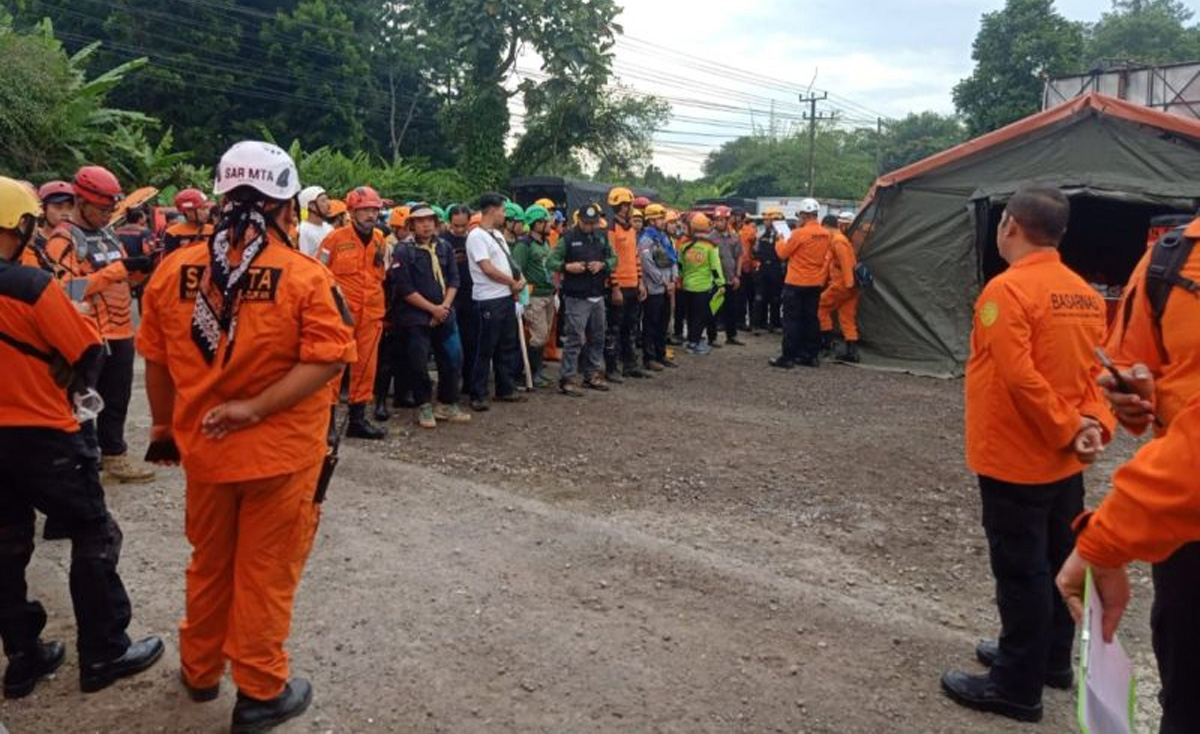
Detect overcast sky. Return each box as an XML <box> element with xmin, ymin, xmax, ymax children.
<box><xmin>540</xmin><ymin>0</ymin><xmax>1107</xmax><ymax>179</ymax></box>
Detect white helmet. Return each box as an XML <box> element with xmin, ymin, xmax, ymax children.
<box><xmin>213</xmin><ymin>141</ymin><xmax>301</xmax><ymax>200</ymax></box>
<box><xmin>837</xmin><ymin>210</ymin><xmax>855</xmax><ymax>223</ymax></box>
<box><xmin>798</xmin><ymin>198</ymin><xmax>820</xmax><ymax>215</ymax></box>
<box><xmin>298</xmin><ymin>185</ymin><xmax>326</xmax><ymax>211</ymax></box>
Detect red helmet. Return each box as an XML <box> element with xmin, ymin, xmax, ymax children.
<box><xmin>72</xmin><ymin>166</ymin><xmax>122</xmax><ymax>207</ymax></box>
<box><xmin>712</xmin><ymin>205</ymin><xmax>732</xmax><ymax>219</ymax></box>
<box><xmin>37</xmin><ymin>180</ymin><xmax>75</xmax><ymax>204</ymax></box>
<box><xmin>346</xmin><ymin>185</ymin><xmax>383</xmax><ymax>211</ymax></box>
<box><xmin>173</xmin><ymin>188</ymin><xmax>209</xmax><ymax>211</ymax></box>
<box><xmin>633</xmin><ymin>196</ymin><xmax>651</xmax><ymax>209</ymax></box>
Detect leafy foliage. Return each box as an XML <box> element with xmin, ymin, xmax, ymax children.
<box><xmin>878</xmin><ymin>113</ymin><xmax>967</xmax><ymax>173</ymax></box>
<box><xmin>1084</xmin><ymin>1</ymin><xmax>1200</xmax><ymax>65</ymax></box>
<box><xmin>953</xmin><ymin>0</ymin><xmax>1085</xmax><ymax>136</ymax></box>
<box><xmin>277</xmin><ymin>140</ymin><xmax>472</xmax><ymax>205</ymax></box>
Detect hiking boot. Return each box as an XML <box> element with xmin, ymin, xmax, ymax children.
<box><xmin>80</xmin><ymin>636</ymin><xmax>164</xmax><ymax>694</ymax></box>
<box><xmin>974</xmin><ymin>639</ymin><xmax>1073</xmax><ymax>690</ymax></box>
<box><xmin>624</xmin><ymin>366</ymin><xmax>649</xmax><ymax>378</ymax></box>
<box><xmin>660</xmin><ymin>358</ymin><xmax>679</xmax><ymax>368</ymax></box>
<box><xmin>769</xmin><ymin>356</ymin><xmax>795</xmax><ymax>369</ymax></box>
<box><xmin>837</xmin><ymin>341</ymin><xmax>861</xmax><ymax>364</ymax></box>
<box><xmin>345</xmin><ymin>403</ymin><xmax>386</xmax><ymax>440</ymax></box>
<box><xmin>796</xmin><ymin>356</ymin><xmax>820</xmax><ymax>368</ymax></box>
<box><xmin>583</xmin><ymin>375</ymin><xmax>610</xmax><ymax>392</ymax></box>
<box><xmin>416</xmin><ymin>403</ymin><xmax>437</xmax><ymax>429</ymax></box>
<box><xmin>101</xmin><ymin>454</ymin><xmax>155</xmax><ymax>484</ymax></box>
<box><xmin>4</xmin><ymin>640</ymin><xmax>65</xmax><ymax>699</ymax></box>
<box><xmin>645</xmin><ymin>361</ymin><xmax>665</xmax><ymax>372</ymax></box>
<box><xmin>532</xmin><ymin>373</ymin><xmax>553</xmax><ymax>389</ymax></box>
<box><xmin>560</xmin><ymin>381</ymin><xmax>585</xmax><ymax>398</ymax></box>
<box><xmin>180</xmin><ymin>670</ymin><xmax>220</xmax><ymax>703</ymax></box>
<box><xmin>820</xmin><ymin>330</ymin><xmax>835</xmax><ymax>357</ymax></box>
<box><xmin>373</xmin><ymin>399</ymin><xmax>390</xmax><ymax>423</ymax></box>
<box><xmin>231</xmin><ymin>678</ymin><xmax>313</xmax><ymax>734</ymax></box>
<box><xmin>497</xmin><ymin>393</ymin><xmax>528</xmax><ymax>403</ymax></box>
<box><xmin>940</xmin><ymin>670</ymin><xmax>1042</xmax><ymax>723</ymax></box>
<box><xmin>433</xmin><ymin>403</ymin><xmax>471</xmax><ymax>423</ymax></box>
<box><xmin>469</xmin><ymin>399</ymin><xmax>490</xmax><ymax>412</ymax></box>
<box><xmin>605</xmin><ymin>370</ymin><xmax>625</xmax><ymax>384</ymax></box>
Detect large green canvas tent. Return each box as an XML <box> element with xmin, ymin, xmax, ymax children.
<box><xmin>855</xmin><ymin>92</ymin><xmax>1200</xmax><ymax>376</ymax></box>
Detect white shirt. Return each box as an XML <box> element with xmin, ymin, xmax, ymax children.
<box><xmin>299</xmin><ymin>220</ymin><xmax>334</xmax><ymax>258</ymax></box>
<box><xmin>466</xmin><ymin>227</ymin><xmax>514</xmax><ymax>301</ymax></box>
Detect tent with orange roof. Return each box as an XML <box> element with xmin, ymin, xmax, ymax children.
<box><xmin>851</xmin><ymin>92</ymin><xmax>1200</xmax><ymax>376</ymax></box>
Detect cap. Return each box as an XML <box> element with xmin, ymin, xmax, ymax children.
<box><xmin>408</xmin><ymin>203</ymin><xmax>436</xmax><ymax>220</ymax></box>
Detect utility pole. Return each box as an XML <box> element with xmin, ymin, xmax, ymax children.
<box><xmin>876</xmin><ymin>117</ymin><xmax>885</xmax><ymax>175</ymax></box>
<box><xmin>799</xmin><ymin>92</ymin><xmax>833</xmax><ymax>196</ymax></box>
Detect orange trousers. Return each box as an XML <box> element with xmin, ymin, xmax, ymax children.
<box><xmin>819</xmin><ymin>286</ymin><xmax>860</xmax><ymax>341</ymax></box>
<box><xmin>347</xmin><ymin>319</ymin><xmax>382</xmax><ymax>404</ymax></box>
<box><xmin>179</xmin><ymin>461</ymin><xmax>322</xmax><ymax>700</ymax></box>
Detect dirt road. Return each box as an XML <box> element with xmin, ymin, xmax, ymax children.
<box><xmin>0</xmin><ymin>336</ymin><xmax>1160</xmax><ymax>732</ymax></box>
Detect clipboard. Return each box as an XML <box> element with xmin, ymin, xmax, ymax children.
<box><xmin>1077</xmin><ymin>568</ymin><xmax>1137</xmax><ymax>734</ymax></box>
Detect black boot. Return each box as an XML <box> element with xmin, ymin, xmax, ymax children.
<box><xmin>4</xmin><ymin>640</ymin><xmax>65</xmax><ymax>699</ymax></box>
<box><xmin>345</xmin><ymin>403</ymin><xmax>386</xmax><ymax>440</ymax></box>
<box><xmin>820</xmin><ymin>331</ymin><xmax>834</xmax><ymax>357</ymax></box>
<box><xmin>373</xmin><ymin>398</ymin><xmax>390</xmax><ymax>423</ymax></box>
<box><xmin>941</xmin><ymin>669</ymin><xmax>1042</xmax><ymax>722</ymax></box>
<box><xmin>838</xmin><ymin>341</ymin><xmax>860</xmax><ymax>364</ymax></box>
<box><xmin>232</xmin><ymin>678</ymin><xmax>313</xmax><ymax>733</ymax></box>
<box><xmin>80</xmin><ymin>636</ymin><xmax>164</xmax><ymax>693</ymax></box>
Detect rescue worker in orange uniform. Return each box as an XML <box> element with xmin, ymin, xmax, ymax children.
<box><xmin>161</xmin><ymin>188</ymin><xmax>214</xmax><ymax>260</ymax></box>
<box><xmin>1086</xmin><ymin>210</ymin><xmax>1200</xmax><ymax>731</ymax></box>
<box><xmin>23</xmin><ymin>181</ymin><xmax>75</xmax><ymax>270</ymax></box>
<box><xmin>772</xmin><ymin>198</ymin><xmax>829</xmax><ymax>368</ymax></box>
<box><xmin>43</xmin><ymin>166</ymin><xmax>156</xmax><ymax>485</ymax></box>
<box><xmin>316</xmin><ymin>186</ymin><xmax>389</xmax><ymax>440</ymax></box>
<box><xmin>137</xmin><ymin>142</ymin><xmax>355</xmax><ymax>733</ymax></box>
<box><xmin>604</xmin><ymin>186</ymin><xmax>648</xmax><ymax>381</ymax></box>
<box><xmin>942</xmin><ymin>186</ymin><xmax>1113</xmax><ymax>724</ymax></box>
<box><xmin>818</xmin><ymin>212</ymin><xmax>860</xmax><ymax>362</ymax></box>
<box><xmin>0</xmin><ymin>176</ymin><xmax>164</xmax><ymax>699</ymax></box>
<box><xmin>732</xmin><ymin>208</ymin><xmax>757</xmax><ymax>331</ymax></box>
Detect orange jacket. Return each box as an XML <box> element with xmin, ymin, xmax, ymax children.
<box><xmin>777</xmin><ymin>219</ymin><xmax>830</xmax><ymax>287</ymax></box>
<box><xmin>965</xmin><ymin>250</ymin><xmax>1113</xmax><ymax>484</ymax></box>
<box><xmin>316</xmin><ymin>225</ymin><xmax>388</xmax><ymax>323</ymax></box>
<box><xmin>608</xmin><ymin>221</ymin><xmax>642</xmax><ymax>288</ymax></box>
<box><xmin>136</xmin><ymin>231</ymin><xmax>357</xmax><ymax>484</ymax></box>
<box><xmin>1077</xmin><ymin>394</ymin><xmax>1200</xmax><ymax>567</ymax></box>
<box><xmin>162</xmin><ymin>221</ymin><xmax>213</xmax><ymax>257</ymax></box>
<box><xmin>1105</xmin><ymin>216</ymin><xmax>1200</xmax><ymax>431</ymax></box>
<box><xmin>0</xmin><ymin>262</ymin><xmax>101</xmax><ymax>431</ymax></box>
<box><xmin>738</xmin><ymin>222</ymin><xmax>759</xmax><ymax>273</ymax></box>
<box><xmin>43</xmin><ymin>221</ymin><xmax>136</xmax><ymax>341</ymax></box>
<box><xmin>827</xmin><ymin>231</ymin><xmax>856</xmax><ymax>290</ymax></box>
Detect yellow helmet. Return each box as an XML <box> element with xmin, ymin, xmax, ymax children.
<box><xmin>534</xmin><ymin>197</ymin><xmax>556</xmax><ymax>210</ymax></box>
<box><xmin>631</xmin><ymin>208</ymin><xmax>644</xmax><ymax>219</ymax></box>
<box><xmin>0</xmin><ymin>176</ymin><xmax>41</xmax><ymax>230</ymax></box>
<box><xmin>644</xmin><ymin>203</ymin><xmax>667</xmax><ymax>219</ymax></box>
<box><xmin>606</xmin><ymin>186</ymin><xmax>634</xmax><ymax>207</ymax></box>
<box><xmin>763</xmin><ymin>207</ymin><xmax>784</xmax><ymax>221</ymax></box>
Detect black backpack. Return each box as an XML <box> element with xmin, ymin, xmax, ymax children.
<box><xmin>1139</xmin><ymin>226</ymin><xmax>1198</xmax><ymax>361</ymax></box>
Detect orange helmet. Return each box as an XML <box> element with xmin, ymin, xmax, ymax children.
<box><xmin>689</xmin><ymin>212</ymin><xmax>712</xmax><ymax>232</ymax></box>
<box><xmin>665</xmin><ymin>208</ymin><xmax>680</xmax><ymax>223</ymax></box>
<box><xmin>327</xmin><ymin>199</ymin><xmax>348</xmax><ymax>217</ymax></box>
<box><xmin>346</xmin><ymin>185</ymin><xmax>383</xmax><ymax>211</ymax></box>
<box><xmin>388</xmin><ymin>205</ymin><xmax>410</xmax><ymax>228</ymax></box>
<box><xmin>73</xmin><ymin>165</ymin><xmax>122</xmax><ymax>207</ymax></box>
<box><xmin>173</xmin><ymin>188</ymin><xmax>209</xmax><ymax>212</ymax></box>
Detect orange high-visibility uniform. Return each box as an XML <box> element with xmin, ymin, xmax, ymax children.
<box><xmin>777</xmin><ymin>219</ymin><xmax>830</xmax><ymax>287</ymax></box>
<box><xmin>316</xmin><ymin>225</ymin><xmax>388</xmax><ymax>404</ymax></box>
<box><xmin>965</xmin><ymin>250</ymin><xmax>1113</xmax><ymax>484</ymax></box>
<box><xmin>608</xmin><ymin>221</ymin><xmax>641</xmax><ymax>288</ymax></box>
<box><xmin>1076</xmin><ymin>395</ymin><xmax>1200</xmax><ymax>567</ymax></box>
<box><xmin>161</xmin><ymin>221</ymin><xmax>213</xmax><ymax>259</ymax></box>
<box><xmin>738</xmin><ymin>222</ymin><xmax>758</xmax><ymax>274</ymax></box>
<box><xmin>44</xmin><ymin>222</ymin><xmax>136</xmax><ymax>341</ymax></box>
<box><xmin>818</xmin><ymin>231</ymin><xmax>860</xmax><ymax>340</ymax></box>
<box><xmin>137</xmin><ymin>231</ymin><xmax>356</xmax><ymax>700</ymax></box>
<box><xmin>1105</xmin><ymin>216</ymin><xmax>1200</xmax><ymax>431</ymax></box>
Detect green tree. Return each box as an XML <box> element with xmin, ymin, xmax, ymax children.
<box><xmin>878</xmin><ymin>112</ymin><xmax>967</xmax><ymax>173</ymax></box>
<box><xmin>953</xmin><ymin>0</ymin><xmax>1085</xmax><ymax>136</ymax></box>
<box><xmin>1084</xmin><ymin>1</ymin><xmax>1200</xmax><ymax>65</ymax></box>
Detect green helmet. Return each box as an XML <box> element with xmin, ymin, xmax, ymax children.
<box><xmin>504</xmin><ymin>200</ymin><xmax>525</xmax><ymax>221</ymax></box>
<box><xmin>523</xmin><ymin>204</ymin><xmax>551</xmax><ymax>226</ymax></box>
<box><xmin>432</xmin><ymin>204</ymin><xmax>447</xmax><ymax>222</ymax></box>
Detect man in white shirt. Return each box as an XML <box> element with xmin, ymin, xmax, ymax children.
<box><xmin>465</xmin><ymin>192</ymin><xmax>527</xmax><ymax>411</ymax></box>
<box><xmin>297</xmin><ymin>186</ymin><xmax>333</xmax><ymax>257</ymax></box>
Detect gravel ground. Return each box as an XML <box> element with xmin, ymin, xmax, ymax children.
<box><xmin>0</xmin><ymin>334</ymin><xmax>1161</xmax><ymax>733</ymax></box>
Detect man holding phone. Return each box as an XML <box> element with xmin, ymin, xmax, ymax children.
<box><xmin>942</xmin><ymin>186</ymin><xmax>1113</xmax><ymax>723</ymax></box>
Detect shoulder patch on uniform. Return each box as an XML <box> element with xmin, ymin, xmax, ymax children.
<box><xmin>0</xmin><ymin>262</ymin><xmax>52</xmax><ymax>305</ymax></box>
<box><xmin>979</xmin><ymin>301</ymin><xmax>999</xmax><ymax>327</ymax></box>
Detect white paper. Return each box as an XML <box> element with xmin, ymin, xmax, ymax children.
<box><xmin>1080</xmin><ymin>577</ymin><xmax>1135</xmax><ymax>734</ymax></box>
<box><xmin>772</xmin><ymin>220</ymin><xmax>791</xmax><ymax>240</ymax></box>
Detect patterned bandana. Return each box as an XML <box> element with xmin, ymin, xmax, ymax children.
<box><xmin>191</xmin><ymin>202</ymin><xmax>269</xmax><ymax>365</ymax></box>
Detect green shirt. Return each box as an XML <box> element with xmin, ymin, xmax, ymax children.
<box><xmin>512</xmin><ymin>235</ymin><xmax>556</xmax><ymax>297</ymax></box>
<box><xmin>679</xmin><ymin>237</ymin><xmax>725</xmax><ymax>293</ymax></box>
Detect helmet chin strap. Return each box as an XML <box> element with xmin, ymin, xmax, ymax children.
<box><xmin>9</xmin><ymin>218</ymin><xmax>35</xmax><ymax>263</ymax></box>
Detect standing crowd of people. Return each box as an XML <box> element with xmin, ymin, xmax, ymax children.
<box><xmin>3</xmin><ymin>143</ymin><xmax>1200</xmax><ymax>733</ymax></box>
